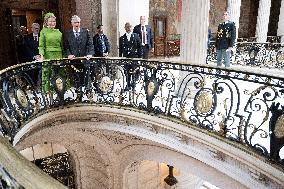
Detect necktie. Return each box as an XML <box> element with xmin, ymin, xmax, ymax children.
<box><xmin>142</xmin><ymin>26</ymin><xmax>146</xmax><ymax>44</ymax></box>
<box><xmin>34</xmin><ymin>35</ymin><xmax>38</xmax><ymax>41</ymax></box>
<box><xmin>100</xmin><ymin>35</ymin><xmax>106</xmax><ymax>52</ymax></box>
<box><xmin>75</xmin><ymin>32</ymin><xmax>79</xmax><ymax>39</ymax></box>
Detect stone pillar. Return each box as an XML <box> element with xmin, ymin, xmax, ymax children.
<box><xmin>102</xmin><ymin>0</ymin><xmax>119</xmax><ymax>56</ymax></box>
<box><xmin>227</xmin><ymin>0</ymin><xmax>241</xmax><ymax>40</ymax></box>
<box><xmin>255</xmin><ymin>0</ymin><xmax>272</xmax><ymax>42</ymax></box>
<box><xmin>180</xmin><ymin>0</ymin><xmax>210</xmax><ymax>64</ymax></box>
<box><xmin>277</xmin><ymin>0</ymin><xmax>284</xmax><ymax>43</ymax></box>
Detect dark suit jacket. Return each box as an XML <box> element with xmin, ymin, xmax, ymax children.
<box><xmin>119</xmin><ymin>33</ymin><xmax>142</xmax><ymax>58</ymax></box>
<box><xmin>133</xmin><ymin>24</ymin><xmax>154</xmax><ymax>49</ymax></box>
<box><xmin>24</xmin><ymin>33</ymin><xmax>39</xmax><ymax>62</ymax></box>
<box><xmin>64</xmin><ymin>28</ymin><xmax>94</xmax><ymax>57</ymax></box>
<box><xmin>215</xmin><ymin>21</ymin><xmax>236</xmax><ymax>50</ymax></box>
<box><xmin>93</xmin><ymin>33</ymin><xmax>110</xmax><ymax>57</ymax></box>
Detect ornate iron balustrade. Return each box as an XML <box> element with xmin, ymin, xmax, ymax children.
<box><xmin>0</xmin><ymin>58</ymin><xmax>284</xmax><ymax>168</ymax></box>
<box><xmin>207</xmin><ymin>42</ymin><xmax>284</xmax><ymax>68</ymax></box>
<box><xmin>0</xmin><ymin>165</ymin><xmax>24</xmax><ymax>189</ymax></box>
<box><xmin>267</xmin><ymin>36</ymin><xmax>282</xmax><ymax>44</ymax></box>
<box><xmin>34</xmin><ymin>152</ymin><xmax>75</xmax><ymax>189</ymax></box>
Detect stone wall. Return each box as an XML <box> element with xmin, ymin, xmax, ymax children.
<box><xmin>74</xmin><ymin>0</ymin><xmax>101</xmax><ymax>34</ymax></box>
<box><xmin>210</xmin><ymin>0</ymin><xmax>227</xmax><ymax>36</ymax></box>
<box><xmin>149</xmin><ymin>0</ymin><xmax>181</xmax><ymax>38</ymax></box>
<box><xmin>239</xmin><ymin>0</ymin><xmax>259</xmax><ymax>38</ymax></box>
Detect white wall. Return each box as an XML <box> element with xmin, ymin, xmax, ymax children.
<box><xmin>118</xmin><ymin>0</ymin><xmax>149</xmax><ymax>37</ymax></box>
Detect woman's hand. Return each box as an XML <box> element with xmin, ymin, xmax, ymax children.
<box><xmin>36</xmin><ymin>55</ymin><xmax>44</xmax><ymax>62</ymax></box>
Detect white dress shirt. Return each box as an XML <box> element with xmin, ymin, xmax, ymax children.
<box><xmin>126</xmin><ymin>32</ymin><xmax>132</xmax><ymax>41</ymax></box>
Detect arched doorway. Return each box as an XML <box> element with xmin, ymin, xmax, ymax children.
<box><xmin>13</xmin><ymin>106</ymin><xmax>281</xmax><ymax>189</ymax></box>
<box><xmin>20</xmin><ymin>143</ymin><xmax>76</xmax><ymax>188</ymax></box>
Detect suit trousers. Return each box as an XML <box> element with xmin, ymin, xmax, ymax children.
<box><xmin>142</xmin><ymin>45</ymin><xmax>150</xmax><ymax>59</ymax></box>
<box><xmin>217</xmin><ymin>49</ymin><xmax>231</xmax><ymax>67</ymax></box>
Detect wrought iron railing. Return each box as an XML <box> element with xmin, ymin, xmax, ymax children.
<box><xmin>34</xmin><ymin>152</ymin><xmax>75</xmax><ymax>189</ymax></box>
<box><xmin>0</xmin><ymin>58</ymin><xmax>284</xmax><ymax>168</ymax></box>
<box><xmin>207</xmin><ymin>42</ymin><xmax>284</xmax><ymax>68</ymax></box>
<box><xmin>0</xmin><ymin>165</ymin><xmax>24</xmax><ymax>189</ymax></box>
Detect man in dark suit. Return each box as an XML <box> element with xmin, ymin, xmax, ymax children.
<box><xmin>133</xmin><ymin>16</ymin><xmax>154</xmax><ymax>59</ymax></box>
<box><xmin>25</xmin><ymin>23</ymin><xmax>40</xmax><ymax>62</ymax></box>
<box><xmin>64</xmin><ymin>15</ymin><xmax>94</xmax><ymax>59</ymax></box>
<box><xmin>119</xmin><ymin>22</ymin><xmax>142</xmax><ymax>90</ymax></box>
<box><xmin>23</xmin><ymin>23</ymin><xmax>41</xmax><ymax>85</ymax></box>
<box><xmin>64</xmin><ymin>15</ymin><xmax>94</xmax><ymax>92</ymax></box>
<box><xmin>93</xmin><ymin>25</ymin><xmax>110</xmax><ymax>57</ymax></box>
<box><xmin>215</xmin><ymin>11</ymin><xmax>236</xmax><ymax>67</ymax></box>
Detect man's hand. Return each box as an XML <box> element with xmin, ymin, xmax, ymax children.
<box><xmin>151</xmin><ymin>48</ymin><xmax>154</xmax><ymax>53</ymax></box>
<box><xmin>86</xmin><ymin>55</ymin><xmax>92</xmax><ymax>60</ymax></box>
<box><xmin>68</xmin><ymin>55</ymin><xmax>75</xmax><ymax>59</ymax></box>
<box><xmin>226</xmin><ymin>47</ymin><xmax>232</xmax><ymax>52</ymax></box>
<box><xmin>103</xmin><ymin>52</ymin><xmax>108</xmax><ymax>57</ymax></box>
<box><xmin>34</xmin><ymin>55</ymin><xmax>41</xmax><ymax>61</ymax></box>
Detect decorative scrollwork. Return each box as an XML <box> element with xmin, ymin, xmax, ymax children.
<box><xmin>0</xmin><ymin>58</ymin><xmax>284</xmax><ymax>167</ymax></box>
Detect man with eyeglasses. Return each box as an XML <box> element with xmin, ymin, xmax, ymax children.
<box><xmin>215</xmin><ymin>11</ymin><xmax>236</xmax><ymax>67</ymax></box>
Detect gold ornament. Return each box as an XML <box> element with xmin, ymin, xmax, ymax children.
<box><xmin>196</xmin><ymin>91</ymin><xmax>213</xmax><ymax>114</ymax></box>
<box><xmin>16</xmin><ymin>89</ymin><xmax>28</xmax><ymax>108</ymax></box>
<box><xmin>274</xmin><ymin>114</ymin><xmax>284</xmax><ymax>138</ymax></box>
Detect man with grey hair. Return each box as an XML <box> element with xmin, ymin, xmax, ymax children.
<box><xmin>25</xmin><ymin>22</ymin><xmax>40</xmax><ymax>61</ymax></box>
<box><xmin>64</xmin><ymin>15</ymin><xmax>94</xmax><ymax>94</ymax></box>
<box><xmin>64</xmin><ymin>15</ymin><xmax>94</xmax><ymax>59</ymax></box>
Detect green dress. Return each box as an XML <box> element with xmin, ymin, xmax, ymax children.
<box><xmin>39</xmin><ymin>27</ymin><xmax>63</xmax><ymax>93</ymax></box>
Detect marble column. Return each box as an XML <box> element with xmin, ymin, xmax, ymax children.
<box><xmin>255</xmin><ymin>0</ymin><xmax>272</xmax><ymax>42</ymax></box>
<box><xmin>180</xmin><ymin>0</ymin><xmax>210</xmax><ymax>64</ymax></box>
<box><xmin>277</xmin><ymin>0</ymin><xmax>284</xmax><ymax>43</ymax></box>
<box><xmin>227</xmin><ymin>0</ymin><xmax>241</xmax><ymax>40</ymax></box>
<box><xmin>102</xmin><ymin>0</ymin><xmax>119</xmax><ymax>56</ymax></box>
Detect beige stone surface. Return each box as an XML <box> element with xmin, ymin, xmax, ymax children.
<box><xmin>0</xmin><ymin>137</ymin><xmax>67</xmax><ymax>189</ymax></box>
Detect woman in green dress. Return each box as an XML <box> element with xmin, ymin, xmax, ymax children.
<box><xmin>38</xmin><ymin>12</ymin><xmax>63</xmax><ymax>93</ymax></box>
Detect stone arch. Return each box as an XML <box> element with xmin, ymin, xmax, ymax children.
<box><xmin>13</xmin><ymin>106</ymin><xmax>284</xmax><ymax>189</ymax></box>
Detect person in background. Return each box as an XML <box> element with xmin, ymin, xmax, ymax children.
<box><xmin>38</xmin><ymin>12</ymin><xmax>63</xmax><ymax>94</ymax></box>
<box><xmin>119</xmin><ymin>22</ymin><xmax>142</xmax><ymax>90</ymax></box>
<box><xmin>119</xmin><ymin>22</ymin><xmax>142</xmax><ymax>58</ymax></box>
<box><xmin>24</xmin><ymin>22</ymin><xmax>41</xmax><ymax>84</ymax></box>
<box><xmin>215</xmin><ymin>11</ymin><xmax>236</xmax><ymax>67</ymax></box>
<box><xmin>93</xmin><ymin>24</ymin><xmax>111</xmax><ymax>79</ymax></box>
<box><xmin>16</xmin><ymin>26</ymin><xmax>29</xmax><ymax>63</ymax></box>
<box><xmin>93</xmin><ymin>24</ymin><xmax>110</xmax><ymax>57</ymax></box>
<box><xmin>133</xmin><ymin>16</ymin><xmax>154</xmax><ymax>59</ymax></box>
<box><xmin>25</xmin><ymin>22</ymin><xmax>40</xmax><ymax>61</ymax></box>
<box><xmin>208</xmin><ymin>28</ymin><xmax>212</xmax><ymax>49</ymax></box>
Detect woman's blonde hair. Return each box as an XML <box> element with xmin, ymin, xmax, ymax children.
<box><xmin>43</xmin><ymin>12</ymin><xmax>56</xmax><ymax>27</ymax></box>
